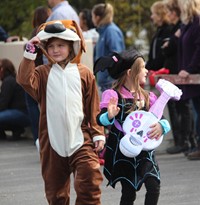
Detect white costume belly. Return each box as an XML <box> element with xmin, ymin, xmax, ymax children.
<box><xmin>46</xmin><ymin>63</ymin><xmax>84</xmax><ymax>157</ymax></box>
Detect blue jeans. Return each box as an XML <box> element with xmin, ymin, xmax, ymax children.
<box><xmin>25</xmin><ymin>93</ymin><xmax>40</xmax><ymax>142</ymax></box>
<box><xmin>0</xmin><ymin>109</ymin><xmax>30</xmax><ymax>135</ymax></box>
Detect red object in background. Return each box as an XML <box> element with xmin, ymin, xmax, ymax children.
<box><xmin>148</xmin><ymin>68</ymin><xmax>170</xmax><ymax>86</ymax></box>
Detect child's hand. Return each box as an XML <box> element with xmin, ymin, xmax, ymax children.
<box><xmin>147</xmin><ymin>122</ymin><xmax>163</xmax><ymax>140</ymax></box>
<box><xmin>29</xmin><ymin>36</ymin><xmax>41</xmax><ymax>45</ymax></box>
<box><xmin>94</xmin><ymin>140</ymin><xmax>105</xmax><ymax>153</ymax></box>
<box><xmin>107</xmin><ymin>97</ymin><xmax>120</xmax><ymax>120</ymax></box>
<box><xmin>25</xmin><ymin>36</ymin><xmax>41</xmax><ymax>54</ymax></box>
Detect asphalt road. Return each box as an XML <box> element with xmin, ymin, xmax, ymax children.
<box><xmin>0</xmin><ymin>136</ymin><xmax>200</xmax><ymax>205</ymax></box>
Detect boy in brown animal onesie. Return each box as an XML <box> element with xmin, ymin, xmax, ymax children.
<box><xmin>17</xmin><ymin>20</ymin><xmax>105</xmax><ymax>205</ymax></box>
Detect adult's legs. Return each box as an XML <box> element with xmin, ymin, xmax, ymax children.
<box><xmin>144</xmin><ymin>177</ymin><xmax>160</xmax><ymax>205</ymax></box>
<box><xmin>177</xmin><ymin>100</ymin><xmax>193</xmax><ymax>150</ymax></box>
<box><xmin>0</xmin><ymin>109</ymin><xmax>30</xmax><ymax>139</ymax></box>
<box><xmin>166</xmin><ymin>100</ymin><xmax>182</xmax><ymax>154</ymax></box>
<box><xmin>188</xmin><ymin>96</ymin><xmax>200</xmax><ymax>160</ymax></box>
<box><xmin>25</xmin><ymin>93</ymin><xmax>40</xmax><ymax>142</ymax></box>
<box><xmin>120</xmin><ymin>180</ymin><xmax>136</xmax><ymax>205</ymax></box>
<box><xmin>167</xmin><ymin>100</ymin><xmax>180</xmax><ymax>146</ymax></box>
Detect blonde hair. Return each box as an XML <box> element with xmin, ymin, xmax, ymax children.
<box><xmin>92</xmin><ymin>3</ymin><xmax>113</xmax><ymax>27</ymax></box>
<box><xmin>151</xmin><ymin>1</ymin><xmax>170</xmax><ymax>24</ymax></box>
<box><xmin>112</xmin><ymin>57</ymin><xmax>150</xmax><ymax>112</ymax></box>
<box><xmin>178</xmin><ymin>0</ymin><xmax>200</xmax><ymax>24</ymax></box>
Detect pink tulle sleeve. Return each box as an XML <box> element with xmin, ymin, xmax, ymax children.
<box><xmin>149</xmin><ymin>91</ymin><xmax>158</xmax><ymax>107</ymax></box>
<box><xmin>100</xmin><ymin>89</ymin><xmax>118</xmax><ymax>109</ymax></box>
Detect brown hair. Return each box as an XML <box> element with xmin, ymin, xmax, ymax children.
<box><xmin>32</xmin><ymin>6</ymin><xmax>51</xmax><ymax>28</ymax></box>
<box><xmin>112</xmin><ymin>57</ymin><xmax>150</xmax><ymax>112</ymax></box>
<box><xmin>164</xmin><ymin>0</ymin><xmax>181</xmax><ymax>17</ymax></box>
<box><xmin>0</xmin><ymin>58</ymin><xmax>16</xmax><ymax>80</ymax></box>
<box><xmin>92</xmin><ymin>3</ymin><xmax>114</xmax><ymax>27</ymax></box>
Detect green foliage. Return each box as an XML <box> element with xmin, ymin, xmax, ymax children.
<box><xmin>0</xmin><ymin>0</ymin><xmax>46</xmax><ymax>39</ymax></box>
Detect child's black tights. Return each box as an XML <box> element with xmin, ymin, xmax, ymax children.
<box><xmin>120</xmin><ymin>177</ymin><xmax>160</xmax><ymax>205</ymax></box>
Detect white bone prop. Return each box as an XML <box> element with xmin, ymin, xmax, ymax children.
<box><xmin>119</xmin><ymin>79</ymin><xmax>182</xmax><ymax>158</ymax></box>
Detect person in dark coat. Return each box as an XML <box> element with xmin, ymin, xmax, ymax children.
<box><xmin>177</xmin><ymin>0</ymin><xmax>200</xmax><ymax>160</ymax></box>
<box><xmin>162</xmin><ymin>0</ymin><xmax>197</xmax><ymax>154</ymax></box>
<box><xmin>0</xmin><ymin>58</ymin><xmax>30</xmax><ymax>140</ymax></box>
<box><xmin>146</xmin><ymin>1</ymin><xmax>172</xmax><ymax>71</ymax></box>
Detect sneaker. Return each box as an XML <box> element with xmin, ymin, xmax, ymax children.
<box><xmin>187</xmin><ymin>149</ymin><xmax>200</xmax><ymax>160</ymax></box>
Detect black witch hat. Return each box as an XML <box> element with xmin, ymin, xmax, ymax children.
<box><xmin>94</xmin><ymin>48</ymin><xmax>144</xmax><ymax>79</ymax></box>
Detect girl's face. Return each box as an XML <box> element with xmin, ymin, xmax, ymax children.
<box><xmin>138</xmin><ymin>60</ymin><xmax>148</xmax><ymax>85</ymax></box>
<box><xmin>46</xmin><ymin>38</ymin><xmax>71</xmax><ymax>63</ymax></box>
<box><xmin>125</xmin><ymin>58</ymin><xmax>148</xmax><ymax>90</ymax></box>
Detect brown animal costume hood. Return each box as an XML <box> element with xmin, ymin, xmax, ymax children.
<box><xmin>36</xmin><ymin>20</ymin><xmax>86</xmax><ymax>64</ymax></box>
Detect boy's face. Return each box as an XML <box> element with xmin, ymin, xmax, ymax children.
<box><xmin>46</xmin><ymin>38</ymin><xmax>71</xmax><ymax>63</ymax></box>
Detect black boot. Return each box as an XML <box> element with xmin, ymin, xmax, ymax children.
<box><xmin>144</xmin><ymin>177</ymin><xmax>160</xmax><ymax>205</ymax></box>
<box><xmin>120</xmin><ymin>181</ymin><xmax>136</xmax><ymax>205</ymax></box>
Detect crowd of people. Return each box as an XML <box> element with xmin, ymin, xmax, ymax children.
<box><xmin>1</xmin><ymin>0</ymin><xmax>200</xmax><ymax>204</ymax></box>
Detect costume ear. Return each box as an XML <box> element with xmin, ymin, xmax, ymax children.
<box><xmin>93</xmin><ymin>52</ymin><xmax>122</xmax><ymax>78</ymax></box>
<box><xmin>93</xmin><ymin>52</ymin><xmax>120</xmax><ymax>74</ymax></box>
<box><xmin>71</xmin><ymin>20</ymin><xmax>86</xmax><ymax>53</ymax></box>
<box><xmin>69</xmin><ymin>20</ymin><xmax>85</xmax><ymax>64</ymax></box>
<box><xmin>93</xmin><ymin>56</ymin><xmax>115</xmax><ymax>75</ymax></box>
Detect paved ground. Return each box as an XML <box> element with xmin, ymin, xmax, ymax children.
<box><xmin>0</xmin><ymin>134</ymin><xmax>200</xmax><ymax>205</ymax></box>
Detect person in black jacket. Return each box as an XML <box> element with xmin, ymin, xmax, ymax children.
<box><xmin>162</xmin><ymin>0</ymin><xmax>197</xmax><ymax>154</ymax></box>
<box><xmin>146</xmin><ymin>1</ymin><xmax>172</xmax><ymax>71</ymax></box>
<box><xmin>0</xmin><ymin>58</ymin><xmax>30</xmax><ymax>140</ymax></box>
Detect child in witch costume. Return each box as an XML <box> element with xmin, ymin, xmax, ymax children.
<box><xmin>95</xmin><ymin>48</ymin><xmax>171</xmax><ymax>205</ymax></box>
<box><xmin>17</xmin><ymin>20</ymin><xmax>105</xmax><ymax>205</ymax></box>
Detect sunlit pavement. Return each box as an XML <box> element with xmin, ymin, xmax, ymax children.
<box><xmin>0</xmin><ymin>136</ymin><xmax>199</xmax><ymax>205</ymax></box>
